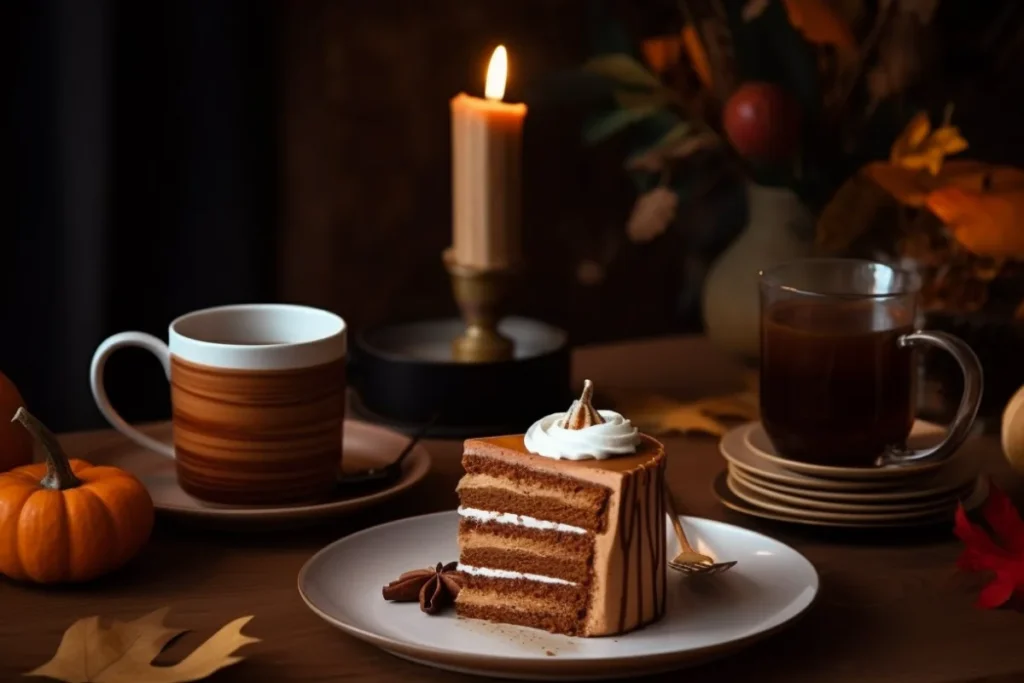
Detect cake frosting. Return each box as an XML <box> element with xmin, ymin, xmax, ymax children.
<box><xmin>524</xmin><ymin>380</ymin><xmax>640</xmax><ymax>460</ymax></box>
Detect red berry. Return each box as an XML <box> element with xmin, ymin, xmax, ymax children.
<box><xmin>722</xmin><ymin>82</ymin><xmax>802</xmax><ymax>162</ymax></box>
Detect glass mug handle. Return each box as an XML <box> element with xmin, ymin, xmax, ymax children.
<box><xmin>878</xmin><ymin>330</ymin><xmax>984</xmax><ymax>466</ymax></box>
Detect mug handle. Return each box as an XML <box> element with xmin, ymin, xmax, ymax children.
<box><xmin>89</xmin><ymin>331</ymin><xmax>175</xmax><ymax>458</ymax></box>
<box><xmin>878</xmin><ymin>330</ymin><xmax>983</xmax><ymax>467</ymax></box>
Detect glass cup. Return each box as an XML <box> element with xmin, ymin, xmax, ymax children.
<box><xmin>758</xmin><ymin>258</ymin><xmax>983</xmax><ymax>467</ymax></box>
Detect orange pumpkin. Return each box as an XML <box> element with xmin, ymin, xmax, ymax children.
<box><xmin>0</xmin><ymin>408</ymin><xmax>154</xmax><ymax>583</ymax></box>
<box><xmin>0</xmin><ymin>372</ymin><xmax>33</xmax><ymax>471</ymax></box>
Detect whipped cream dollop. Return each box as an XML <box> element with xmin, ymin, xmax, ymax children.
<box><xmin>524</xmin><ymin>380</ymin><xmax>640</xmax><ymax>460</ymax></box>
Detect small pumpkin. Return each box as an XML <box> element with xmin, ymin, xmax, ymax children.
<box><xmin>0</xmin><ymin>371</ymin><xmax>33</xmax><ymax>471</ymax></box>
<box><xmin>0</xmin><ymin>408</ymin><xmax>154</xmax><ymax>583</ymax></box>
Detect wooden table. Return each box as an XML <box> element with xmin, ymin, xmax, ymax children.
<box><xmin>3</xmin><ymin>336</ymin><xmax>1024</xmax><ymax>683</ymax></box>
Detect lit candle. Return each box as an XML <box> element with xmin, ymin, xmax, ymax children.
<box><xmin>450</xmin><ymin>45</ymin><xmax>527</xmax><ymax>270</ymax></box>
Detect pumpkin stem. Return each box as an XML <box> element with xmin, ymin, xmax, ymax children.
<box><xmin>12</xmin><ymin>407</ymin><xmax>81</xmax><ymax>490</ymax></box>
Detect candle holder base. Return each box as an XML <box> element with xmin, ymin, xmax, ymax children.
<box><xmin>444</xmin><ymin>251</ymin><xmax>516</xmax><ymax>364</ymax></box>
<box><xmin>350</xmin><ymin>316</ymin><xmax>571</xmax><ymax>438</ymax></box>
<box><xmin>452</xmin><ymin>325</ymin><xmax>514</xmax><ymax>364</ymax></box>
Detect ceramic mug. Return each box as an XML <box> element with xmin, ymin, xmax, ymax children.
<box><xmin>90</xmin><ymin>304</ymin><xmax>347</xmax><ymax>505</ymax></box>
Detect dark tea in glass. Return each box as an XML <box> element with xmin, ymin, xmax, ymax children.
<box><xmin>758</xmin><ymin>259</ymin><xmax>983</xmax><ymax>468</ymax></box>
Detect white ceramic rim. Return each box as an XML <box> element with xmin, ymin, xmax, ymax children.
<box><xmin>296</xmin><ymin>512</ymin><xmax>820</xmax><ymax>679</ymax></box>
<box><xmin>84</xmin><ymin>420</ymin><xmax>430</xmax><ymax>522</ymax></box>
<box><xmin>168</xmin><ymin>303</ymin><xmax>347</xmax><ymax>370</ymax></box>
<box><xmin>743</xmin><ymin>422</ymin><xmax>946</xmax><ymax>480</ymax></box>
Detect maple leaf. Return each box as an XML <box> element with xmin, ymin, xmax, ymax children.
<box><xmin>953</xmin><ymin>482</ymin><xmax>1024</xmax><ymax>609</ymax></box>
<box><xmin>26</xmin><ymin>608</ymin><xmax>259</xmax><ymax>683</ymax></box>
<box><xmin>602</xmin><ymin>385</ymin><xmax>758</xmax><ymax>438</ymax></box>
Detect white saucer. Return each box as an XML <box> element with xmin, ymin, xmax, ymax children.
<box><xmin>298</xmin><ymin>510</ymin><xmax>819</xmax><ymax>680</ymax></box>
<box><xmin>727</xmin><ymin>466</ymin><xmax>972</xmax><ymax>515</ymax></box>
<box><xmin>726</xmin><ymin>473</ymin><xmax>986</xmax><ymax>526</ymax></box>
<box><xmin>728</xmin><ymin>464</ymin><xmax>975</xmax><ymax>505</ymax></box>
<box><xmin>720</xmin><ymin>423</ymin><xmax>976</xmax><ymax>493</ymax></box>
<box><xmin>744</xmin><ymin>421</ymin><xmax>949</xmax><ymax>480</ymax></box>
<box><xmin>84</xmin><ymin>420</ymin><xmax>431</xmax><ymax>526</ymax></box>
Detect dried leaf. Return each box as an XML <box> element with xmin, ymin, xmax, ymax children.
<box><xmin>782</xmin><ymin>0</ymin><xmax>858</xmax><ymax>54</ymax></box>
<box><xmin>816</xmin><ymin>171</ymin><xmax>896</xmax><ymax>253</ymax></box>
<box><xmin>583</xmin><ymin>107</ymin><xmax>659</xmax><ymax>144</ymax></box>
<box><xmin>640</xmin><ymin>36</ymin><xmax>683</xmax><ymax>75</ymax></box>
<box><xmin>680</xmin><ymin>25</ymin><xmax>713</xmax><ymax>90</ymax></box>
<box><xmin>27</xmin><ymin>608</ymin><xmax>258</xmax><ymax>683</ymax></box>
<box><xmin>890</xmin><ymin>111</ymin><xmax>968</xmax><ymax>176</ymax></box>
<box><xmin>603</xmin><ymin>388</ymin><xmax>759</xmax><ymax>437</ymax></box>
<box><xmin>627</xmin><ymin>187</ymin><xmax>678</xmax><ymax>243</ymax></box>
<box><xmin>742</xmin><ymin>0</ymin><xmax>771</xmax><ymax>22</ymax></box>
<box><xmin>927</xmin><ymin>186</ymin><xmax>1024</xmax><ymax>260</ymax></box>
<box><xmin>583</xmin><ymin>54</ymin><xmax>663</xmax><ymax>90</ymax></box>
<box><xmin>626</xmin><ymin>123</ymin><xmax>720</xmax><ymax>173</ymax></box>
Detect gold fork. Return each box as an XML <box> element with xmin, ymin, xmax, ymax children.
<box><xmin>664</xmin><ymin>486</ymin><xmax>737</xmax><ymax>575</ymax></box>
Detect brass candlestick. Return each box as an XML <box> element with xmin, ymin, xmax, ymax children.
<box><xmin>444</xmin><ymin>249</ymin><xmax>516</xmax><ymax>363</ymax></box>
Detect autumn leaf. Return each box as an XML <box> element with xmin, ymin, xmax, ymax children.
<box><xmin>890</xmin><ymin>111</ymin><xmax>968</xmax><ymax>176</ymax></box>
<box><xmin>603</xmin><ymin>385</ymin><xmax>758</xmax><ymax>437</ymax></box>
<box><xmin>926</xmin><ymin>185</ymin><xmax>1024</xmax><ymax>260</ymax></box>
<box><xmin>954</xmin><ymin>483</ymin><xmax>1024</xmax><ymax>609</ymax></box>
<box><xmin>626</xmin><ymin>187</ymin><xmax>679</xmax><ymax>243</ymax></box>
<box><xmin>26</xmin><ymin>608</ymin><xmax>258</xmax><ymax>683</ymax></box>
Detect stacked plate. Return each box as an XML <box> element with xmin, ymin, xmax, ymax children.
<box><xmin>715</xmin><ymin>421</ymin><xmax>986</xmax><ymax>529</ymax></box>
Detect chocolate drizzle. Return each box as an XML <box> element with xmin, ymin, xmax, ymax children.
<box><xmin>616</xmin><ymin>458</ymin><xmax>667</xmax><ymax>633</ymax></box>
<box><xmin>563</xmin><ymin>380</ymin><xmax>606</xmax><ymax>430</ymax></box>
<box><xmin>617</xmin><ymin>471</ymin><xmax>636</xmax><ymax>633</ymax></box>
<box><xmin>643</xmin><ymin>467</ymin><xmax>655</xmax><ymax>618</ymax></box>
<box><xmin>659</xmin><ymin>460</ymin><xmax>667</xmax><ymax>613</ymax></box>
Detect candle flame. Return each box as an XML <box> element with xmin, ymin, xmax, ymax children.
<box><xmin>485</xmin><ymin>45</ymin><xmax>508</xmax><ymax>101</ymax></box>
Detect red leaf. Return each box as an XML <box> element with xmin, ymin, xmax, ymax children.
<box><xmin>981</xmin><ymin>483</ymin><xmax>1024</xmax><ymax>554</ymax></box>
<box><xmin>953</xmin><ymin>484</ymin><xmax>1024</xmax><ymax>610</ymax></box>
<box><xmin>977</xmin><ymin>575</ymin><xmax>1016</xmax><ymax>609</ymax></box>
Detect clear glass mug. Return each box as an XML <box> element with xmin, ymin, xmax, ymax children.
<box><xmin>758</xmin><ymin>258</ymin><xmax>983</xmax><ymax>468</ymax></box>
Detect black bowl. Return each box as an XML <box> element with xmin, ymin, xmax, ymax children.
<box><xmin>350</xmin><ymin>317</ymin><xmax>572</xmax><ymax>438</ymax></box>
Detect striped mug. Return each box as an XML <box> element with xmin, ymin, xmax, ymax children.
<box><xmin>90</xmin><ymin>304</ymin><xmax>347</xmax><ymax>505</ymax></box>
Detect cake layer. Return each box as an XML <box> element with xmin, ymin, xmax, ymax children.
<box><xmin>459</xmin><ymin>524</ymin><xmax>592</xmax><ymax>585</ymax></box>
<box><xmin>455</xmin><ymin>574</ymin><xmax>589</xmax><ymax>636</ymax></box>
<box><xmin>463</xmin><ymin>454</ymin><xmax>609</xmax><ymax>505</ymax></box>
<box><xmin>457</xmin><ymin>599</ymin><xmax>581</xmax><ymax>636</ymax></box>
<box><xmin>458</xmin><ymin>473</ymin><xmax>604</xmax><ymax>511</ymax></box>
<box><xmin>458</xmin><ymin>517</ymin><xmax>591</xmax><ymax>552</ymax></box>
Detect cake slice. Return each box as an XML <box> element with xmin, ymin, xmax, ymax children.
<box><xmin>454</xmin><ymin>381</ymin><xmax>667</xmax><ymax>637</ymax></box>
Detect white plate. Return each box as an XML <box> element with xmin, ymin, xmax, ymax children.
<box><xmin>744</xmin><ymin>421</ymin><xmax>949</xmax><ymax>480</ymax></box>
<box><xmin>85</xmin><ymin>420</ymin><xmax>430</xmax><ymax>526</ymax></box>
<box><xmin>297</xmin><ymin>510</ymin><xmax>819</xmax><ymax>680</ymax></box>
<box><xmin>720</xmin><ymin>423</ymin><xmax>975</xmax><ymax>493</ymax></box>
<box><xmin>726</xmin><ymin>473</ymin><xmax>986</xmax><ymax>525</ymax></box>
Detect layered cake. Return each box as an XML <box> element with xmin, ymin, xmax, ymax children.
<box><xmin>454</xmin><ymin>380</ymin><xmax>667</xmax><ymax>637</ymax></box>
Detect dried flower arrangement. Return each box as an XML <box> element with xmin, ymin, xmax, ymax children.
<box><xmin>531</xmin><ymin>0</ymin><xmax>1024</xmax><ymax>417</ymax></box>
<box><xmin>536</xmin><ymin>1</ymin><xmax>1024</xmax><ymax>312</ymax></box>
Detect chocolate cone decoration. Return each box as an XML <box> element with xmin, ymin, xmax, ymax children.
<box><xmin>563</xmin><ymin>380</ymin><xmax>606</xmax><ymax>430</ymax></box>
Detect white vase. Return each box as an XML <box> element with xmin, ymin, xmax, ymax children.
<box><xmin>701</xmin><ymin>182</ymin><xmax>814</xmax><ymax>362</ymax></box>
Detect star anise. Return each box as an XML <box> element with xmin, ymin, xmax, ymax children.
<box><xmin>381</xmin><ymin>561</ymin><xmax>463</xmax><ymax>614</ymax></box>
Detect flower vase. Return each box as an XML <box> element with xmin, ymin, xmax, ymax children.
<box><xmin>701</xmin><ymin>182</ymin><xmax>814</xmax><ymax>363</ymax></box>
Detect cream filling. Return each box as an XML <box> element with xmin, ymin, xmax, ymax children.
<box><xmin>458</xmin><ymin>563</ymin><xmax>577</xmax><ymax>586</ymax></box>
<box><xmin>458</xmin><ymin>506</ymin><xmax>586</xmax><ymax>535</ymax></box>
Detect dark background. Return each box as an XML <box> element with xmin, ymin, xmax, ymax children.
<box><xmin>5</xmin><ymin>0</ymin><xmax>1024</xmax><ymax>432</ymax></box>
